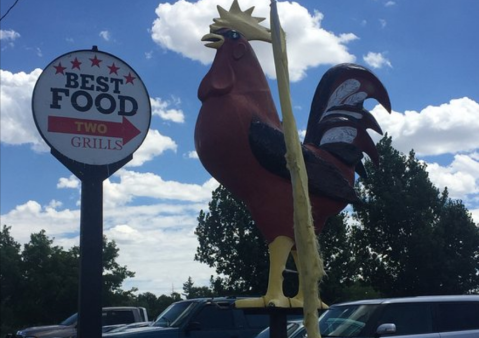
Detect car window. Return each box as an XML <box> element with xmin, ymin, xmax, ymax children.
<box><xmin>153</xmin><ymin>301</ymin><xmax>197</xmax><ymax>327</ymax></box>
<box><xmin>102</xmin><ymin>311</ymin><xmax>135</xmax><ymax>325</ymax></box>
<box><xmin>243</xmin><ymin>313</ymin><xmax>269</xmax><ymax>328</ymax></box>
<box><xmin>320</xmin><ymin>304</ymin><xmax>379</xmax><ymax>337</ymax></box>
<box><xmin>61</xmin><ymin>313</ymin><xmax>78</xmax><ymax>326</ymax></box>
<box><xmin>435</xmin><ymin>302</ymin><xmax>479</xmax><ymax>331</ymax></box>
<box><xmin>377</xmin><ymin>303</ymin><xmax>433</xmax><ymax>335</ymax></box>
<box><xmin>192</xmin><ymin>304</ymin><xmax>234</xmax><ymax>330</ymax></box>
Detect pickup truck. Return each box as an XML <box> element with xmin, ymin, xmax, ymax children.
<box><xmin>103</xmin><ymin>297</ymin><xmax>295</xmax><ymax>338</ymax></box>
<box><xmin>14</xmin><ymin>306</ymin><xmax>148</xmax><ymax>338</ymax></box>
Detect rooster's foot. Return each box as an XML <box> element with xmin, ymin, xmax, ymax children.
<box><xmin>289</xmin><ymin>297</ymin><xmax>304</xmax><ymax>308</ymax></box>
<box><xmin>289</xmin><ymin>296</ymin><xmax>329</xmax><ymax>309</ymax></box>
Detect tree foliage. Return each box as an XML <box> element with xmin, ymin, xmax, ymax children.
<box><xmin>182</xmin><ymin>276</ymin><xmax>215</xmax><ymax>299</ymax></box>
<box><xmin>0</xmin><ymin>226</ymin><xmax>188</xmax><ymax>336</ymax></box>
<box><xmin>134</xmin><ymin>292</ymin><xmax>181</xmax><ymax>320</ymax></box>
<box><xmin>195</xmin><ymin>185</ymin><xmax>269</xmax><ymax>295</ymax></box>
<box><xmin>318</xmin><ymin>212</ymin><xmax>380</xmax><ymax>304</ymax></box>
<box><xmin>353</xmin><ymin>136</ymin><xmax>479</xmax><ymax>297</ymax></box>
<box><xmin>20</xmin><ymin>230</ymin><xmax>80</xmax><ymax>325</ymax></box>
<box><xmin>0</xmin><ymin>225</ymin><xmax>23</xmax><ymax>333</ymax></box>
<box><xmin>0</xmin><ymin>226</ymin><xmax>136</xmax><ymax>335</ymax></box>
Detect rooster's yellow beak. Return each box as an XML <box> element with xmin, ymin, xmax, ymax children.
<box><xmin>201</xmin><ymin>33</ymin><xmax>224</xmax><ymax>49</ymax></box>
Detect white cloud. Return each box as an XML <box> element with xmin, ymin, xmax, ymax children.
<box><xmin>385</xmin><ymin>1</ymin><xmax>396</xmax><ymax>7</ymax></box>
<box><xmin>299</xmin><ymin>129</ymin><xmax>306</xmax><ymax>142</ymax></box>
<box><xmin>2</xmin><ymin>174</ymin><xmax>220</xmax><ymax>295</ymax></box>
<box><xmin>0</xmin><ymin>69</ymin><xmax>48</xmax><ymax>151</ymax></box>
<box><xmin>426</xmin><ymin>155</ymin><xmax>479</xmax><ymax>200</ymax></box>
<box><xmin>101</xmin><ymin>173</ymin><xmax>218</xmax><ymax>294</ymax></box>
<box><xmin>371</xmin><ymin>97</ymin><xmax>479</xmax><ymax>156</ymax></box>
<box><xmin>185</xmin><ymin>151</ymin><xmax>199</xmax><ymax>159</ymax></box>
<box><xmin>103</xmin><ymin>220</ymin><xmax>216</xmax><ymax>294</ymax></box>
<box><xmin>103</xmin><ymin>170</ymin><xmax>218</xmax><ymax>207</ymax></box>
<box><xmin>2</xmin><ymin>200</ymin><xmax>80</xmax><ymax>244</ymax></box>
<box><xmin>0</xmin><ymin>29</ymin><xmax>20</xmax><ymax>41</ymax></box>
<box><xmin>150</xmin><ymin>97</ymin><xmax>185</xmax><ymax>123</ymax></box>
<box><xmin>471</xmin><ymin>209</ymin><xmax>479</xmax><ymax>226</ymax></box>
<box><xmin>57</xmin><ymin>175</ymin><xmax>81</xmax><ymax>189</ymax></box>
<box><xmin>151</xmin><ymin>0</ymin><xmax>356</xmax><ymax>82</ymax></box>
<box><xmin>363</xmin><ymin>52</ymin><xmax>392</xmax><ymax>69</ymax></box>
<box><xmin>126</xmin><ymin>129</ymin><xmax>177</xmax><ymax>167</ymax></box>
<box><xmin>145</xmin><ymin>51</ymin><xmax>153</xmax><ymax>59</ymax></box>
<box><xmin>99</xmin><ymin>30</ymin><xmax>111</xmax><ymax>41</ymax></box>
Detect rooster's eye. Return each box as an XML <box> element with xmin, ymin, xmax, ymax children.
<box><xmin>228</xmin><ymin>30</ymin><xmax>241</xmax><ymax>40</ymax></box>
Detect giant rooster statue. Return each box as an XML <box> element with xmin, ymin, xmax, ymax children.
<box><xmin>195</xmin><ymin>0</ymin><xmax>391</xmax><ymax>309</ymax></box>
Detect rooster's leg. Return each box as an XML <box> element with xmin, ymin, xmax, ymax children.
<box><xmin>235</xmin><ymin>236</ymin><xmax>294</xmax><ymax>308</ymax></box>
<box><xmin>290</xmin><ymin>250</ymin><xmax>329</xmax><ymax>309</ymax></box>
<box><xmin>290</xmin><ymin>250</ymin><xmax>304</xmax><ymax>307</ymax></box>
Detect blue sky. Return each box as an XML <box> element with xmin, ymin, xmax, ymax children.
<box><xmin>1</xmin><ymin>0</ymin><xmax>479</xmax><ymax>296</ymax></box>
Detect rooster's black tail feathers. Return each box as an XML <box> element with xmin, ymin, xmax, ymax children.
<box><xmin>304</xmin><ymin>63</ymin><xmax>391</xmax><ymax>177</ymax></box>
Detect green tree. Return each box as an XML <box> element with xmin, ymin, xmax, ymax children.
<box><xmin>134</xmin><ymin>292</ymin><xmax>182</xmax><ymax>320</ymax></box>
<box><xmin>182</xmin><ymin>276</ymin><xmax>215</xmax><ymax>299</ymax></box>
<box><xmin>353</xmin><ymin>136</ymin><xmax>479</xmax><ymax>296</ymax></box>
<box><xmin>20</xmin><ymin>230</ymin><xmax>78</xmax><ymax>324</ymax></box>
<box><xmin>195</xmin><ymin>185</ymin><xmax>269</xmax><ymax>295</ymax></box>
<box><xmin>432</xmin><ymin>197</ymin><xmax>479</xmax><ymax>293</ymax></box>
<box><xmin>318</xmin><ymin>213</ymin><xmax>372</xmax><ymax>304</ymax></box>
<box><xmin>0</xmin><ymin>225</ymin><xmax>24</xmax><ymax>334</ymax></box>
<box><xmin>135</xmin><ymin>292</ymin><xmax>158</xmax><ymax>320</ymax></box>
<box><xmin>0</xmin><ymin>228</ymin><xmax>136</xmax><ymax>335</ymax></box>
<box><xmin>101</xmin><ymin>239</ymin><xmax>136</xmax><ymax>305</ymax></box>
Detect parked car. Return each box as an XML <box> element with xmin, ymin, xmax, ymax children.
<box><xmin>14</xmin><ymin>306</ymin><xmax>148</xmax><ymax>338</ymax></box>
<box><xmin>103</xmin><ymin>297</ymin><xmax>272</xmax><ymax>338</ymax></box>
<box><xmin>106</xmin><ymin>322</ymin><xmax>153</xmax><ymax>333</ymax></box>
<box><xmin>255</xmin><ymin>295</ymin><xmax>479</xmax><ymax>337</ymax></box>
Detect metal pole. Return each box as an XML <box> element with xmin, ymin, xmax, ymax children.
<box><xmin>77</xmin><ymin>177</ymin><xmax>104</xmax><ymax>338</ymax></box>
<box><xmin>269</xmin><ymin>311</ymin><xmax>288</xmax><ymax>338</ymax></box>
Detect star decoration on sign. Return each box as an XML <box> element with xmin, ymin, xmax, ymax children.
<box><xmin>124</xmin><ymin>72</ymin><xmax>136</xmax><ymax>85</ymax></box>
<box><xmin>54</xmin><ymin>62</ymin><xmax>67</xmax><ymax>75</ymax></box>
<box><xmin>108</xmin><ymin>63</ymin><xmax>120</xmax><ymax>75</ymax></box>
<box><xmin>90</xmin><ymin>55</ymin><xmax>102</xmax><ymax>67</ymax></box>
<box><xmin>71</xmin><ymin>57</ymin><xmax>82</xmax><ymax>70</ymax></box>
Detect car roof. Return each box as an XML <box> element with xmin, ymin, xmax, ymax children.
<box><xmin>102</xmin><ymin>306</ymin><xmax>144</xmax><ymax>310</ymax></box>
<box><xmin>173</xmin><ymin>297</ymin><xmax>240</xmax><ymax>305</ymax></box>
<box><xmin>332</xmin><ymin>295</ymin><xmax>479</xmax><ymax>307</ymax></box>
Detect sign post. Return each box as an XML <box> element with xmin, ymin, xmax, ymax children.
<box><xmin>32</xmin><ymin>46</ymin><xmax>151</xmax><ymax>338</ymax></box>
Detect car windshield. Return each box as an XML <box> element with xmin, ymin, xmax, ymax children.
<box><xmin>152</xmin><ymin>301</ymin><xmax>198</xmax><ymax>328</ymax></box>
<box><xmin>60</xmin><ymin>313</ymin><xmax>78</xmax><ymax>326</ymax></box>
<box><xmin>319</xmin><ymin>304</ymin><xmax>379</xmax><ymax>337</ymax></box>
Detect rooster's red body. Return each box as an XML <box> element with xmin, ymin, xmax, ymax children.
<box><xmin>196</xmin><ymin>17</ymin><xmax>390</xmax><ymax>308</ymax></box>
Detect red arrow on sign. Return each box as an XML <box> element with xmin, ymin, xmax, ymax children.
<box><xmin>48</xmin><ymin>116</ymin><xmax>141</xmax><ymax>145</ymax></box>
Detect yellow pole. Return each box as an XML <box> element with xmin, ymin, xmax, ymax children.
<box><xmin>270</xmin><ymin>2</ymin><xmax>322</xmax><ymax>338</ymax></box>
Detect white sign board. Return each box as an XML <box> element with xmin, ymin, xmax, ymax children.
<box><xmin>33</xmin><ymin>49</ymin><xmax>151</xmax><ymax>165</ymax></box>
